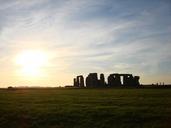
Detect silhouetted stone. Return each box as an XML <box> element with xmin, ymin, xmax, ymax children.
<box><xmin>121</xmin><ymin>74</ymin><xmax>133</xmax><ymax>86</ymax></box>
<box><xmin>108</xmin><ymin>74</ymin><xmax>115</xmax><ymax>87</ymax></box>
<box><xmin>79</xmin><ymin>75</ymin><xmax>84</xmax><ymax>87</ymax></box>
<box><xmin>120</xmin><ymin>74</ymin><xmax>140</xmax><ymax>86</ymax></box>
<box><xmin>86</xmin><ymin>73</ymin><xmax>99</xmax><ymax>87</ymax></box>
<box><xmin>100</xmin><ymin>73</ymin><xmax>105</xmax><ymax>87</ymax></box>
<box><xmin>133</xmin><ymin>76</ymin><xmax>140</xmax><ymax>86</ymax></box>
<box><xmin>73</xmin><ymin>75</ymin><xmax>85</xmax><ymax>87</ymax></box>
<box><xmin>108</xmin><ymin>73</ymin><xmax>121</xmax><ymax>87</ymax></box>
<box><xmin>76</xmin><ymin>76</ymin><xmax>79</xmax><ymax>87</ymax></box>
<box><xmin>73</xmin><ymin>78</ymin><xmax>79</xmax><ymax>87</ymax></box>
<box><xmin>74</xmin><ymin>73</ymin><xmax>140</xmax><ymax>88</ymax></box>
<box><xmin>76</xmin><ymin>75</ymin><xmax>85</xmax><ymax>87</ymax></box>
<box><xmin>86</xmin><ymin>76</ymin><xmax>91</xmax><ymax>87</ymax></box>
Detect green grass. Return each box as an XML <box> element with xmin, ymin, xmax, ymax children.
<box><xmin>0</xmin><ymin>88</ymin><xmax>171</xmax><ymax>128</ymax></box>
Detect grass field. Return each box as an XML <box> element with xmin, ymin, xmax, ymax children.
<box><xmin>0</xmin><ymin>88</ymin><xmax>171</xmax><ymax>128</ymax></box>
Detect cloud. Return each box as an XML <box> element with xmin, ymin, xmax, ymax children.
<box><xmin>0</xmin><ymin>0</ymin><xmax>171</xmax><ymax>86</ymax></box>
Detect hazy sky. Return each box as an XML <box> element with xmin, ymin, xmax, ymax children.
<box><xmin>0</xmin><ymin>0</ymin><xmax>171</xmax><ymax>87</ymax></box>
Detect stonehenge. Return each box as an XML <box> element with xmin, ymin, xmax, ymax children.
<box><xmin>73</xmin><ymin>75</ymin><xmax>84</xmax><ymax>87</ymax></box>
<box><xmin>108</xmin><ymin>73</ymin><xmax>121</xmax><ymax>86</ymax></box>
<box><xmin>99</xmin><ymin>73</ymin><xmax>105</xmax><ymax>87</ymax></box>
<box><xmin>74</xmin><ymin>73</ymin><xmax>140</xmax><ymax>88</ymax></box>
<box><xmin>86</xmin><ymin>73</ymin><xmax>98</xmax><ymax>87</ymax></box>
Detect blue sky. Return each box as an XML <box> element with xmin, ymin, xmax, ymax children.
<box><xmin>0</xmin><ymin>0</ymin><xmax>171</xmax><ymax>87</ymax></box>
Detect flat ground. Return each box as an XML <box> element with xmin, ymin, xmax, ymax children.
<box><xmin>0</xmin><ymin>88</ymin><xmax>171</xmax><ymax>128</ymax></box>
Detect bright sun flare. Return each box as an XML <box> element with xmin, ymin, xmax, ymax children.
<box><xmin>15</xmin><ymin>50</ymin><xmax>48</xmax><ymax>77</ymax></box>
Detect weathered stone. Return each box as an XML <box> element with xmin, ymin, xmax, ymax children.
<box><xmin>79</xmin><ymin>75</ymin><xmax>84</xmax><ymax>87</ymax></box>
<box><xmin>108</xmin><ymin>73</ymin><xmax>121</xmax><ymax>87</ymax></box>
<box><xmin>133</xmin><ymin>76</ymin><xmax>140</xmax><ymax>86</ymax></box>
<box><xmin>108</xmin><ymin>74</ymin><xmax>115</xmax><ymax>87</ymax></box>
<box><xmin>74</xmin><ymin>73</ymin><xmax>140</xmax><ymax>88</ymax></box>
<box><xmin>73</xmin><ymin>78</ymin><xmax>78</xmax><ymax>87</ymax></box>
<box><xmin>100</xmin><ymin>73</ymin><xmax>105</xmax><ymax>87</ymax></box>
<box><xmin>86</xmin><ymin>73</ymin><xmax>98</xmax><ymax>87</ymax></box>
<box><xmin>73</xmin><ymin>75</ymin><xmax>85</xmax><ymax>87</ymax></box>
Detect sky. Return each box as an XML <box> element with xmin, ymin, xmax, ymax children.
<box><xmin>0</xmin><ymin>0</ymin><xmax>171</xmax><ymax>87</ymax></box>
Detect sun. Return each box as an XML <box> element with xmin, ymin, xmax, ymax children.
<box><xmin>15</xmin><ymin>50</ymin><xmax>48</xmax><ymax>77</ymax></box>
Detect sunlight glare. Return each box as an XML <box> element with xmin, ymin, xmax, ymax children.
<box><xmin>15</xmin><ymin>50</ymin><xmax>49</xmax><ymax>77</ymax></box>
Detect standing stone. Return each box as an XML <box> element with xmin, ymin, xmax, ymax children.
<box><xmin>108</xmin><ymin>74</ymin><xmax>121</xmax><ymax>87</ymax></box>
<box><xmin>108</xmin><ymin>74</ymin><xmax>115</xmax><ymax>87</ymax></box>
<box><xmin>73</xmin><ymin>78</ymin><xmax>77</xmax><ymax>87</ymax></box>
<box><xmin>79</xmin><ymin>75</ymin><xmax>85</xmax><ymax>87</ymax></box>
<box><xmin>127</xmin><ymin>74</ymin><xmax>134</xmax><ymax>86</ymax></box>
<box><xmin>114</xmin><ymin>74</ymin><xmax>121</xmax><ymax>86</ymax></box>
<box><xmin>100</xmin><ymin>73</ymin><xmax>105</xmax><ymax>87</ymax></box>
<box><xmin>133</xmin><ymin>76</ymin><xmax>140</xmax><ymax>86</ymax></box>
<box><xmin>121</xmin><ymin>74</ymin><xmax>140</xmax><ymax>86</ymax></box>
<box><xmin>86</xmin><ymin>73</ymin><xmax>98</xmax><ymax>87</ymax></box>
<box><xmin>86</xmin><ymin>76</ymin><xmax>91</xmax><ymax>87</ymax></box>
<box><xmin>73</xmin><ymin>77</ymin><xmax>79</xmax><ymax>87</ymax></box>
